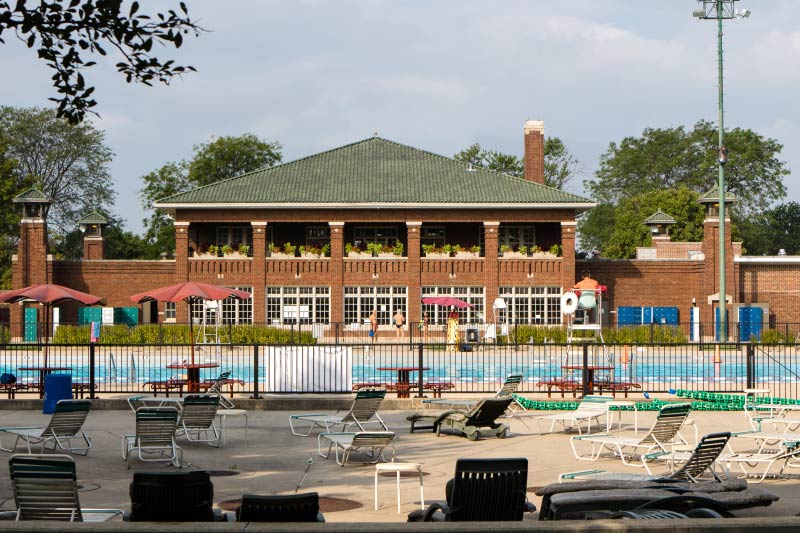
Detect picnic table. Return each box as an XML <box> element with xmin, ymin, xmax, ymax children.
<box><xmin>166</xmin><ymin>362</ymin><xmax>220</xmax><ymax>393</ymax></box>
<box><xmin>17</xmin><ymin>366</ymin><xmax>72</xmax><ymax>399</ymax></box>
<box><xmin>376</xmin><ymin>366</ymin><xmax>430</xmax><ymax>398</ymax></box>
<box><xmin>561</xmin><ymin>365</ymin><xmax>612</xmax><ymax>396</ymax></box>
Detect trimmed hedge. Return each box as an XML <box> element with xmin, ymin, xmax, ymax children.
<box><xmin>512</xmin><ymin>324</ymin><xmax>687</xmax><ymax>344</ymax></box>
<box><xmin>52</xmin><ymin>324</ymin><xmax>316</xmax><ymax>345</ymax></box>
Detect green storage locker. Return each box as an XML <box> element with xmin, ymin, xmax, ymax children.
<box><xmin>77</xmin><ymin>307</ymin><xmax>102</xmax><ymax>326</ymax></box>
<box><xmin>114</xmin><ymin>307</ymin><xmax>138</xmax><ymax>327</ymax></box>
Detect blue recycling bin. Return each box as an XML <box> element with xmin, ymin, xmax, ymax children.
<box><xmin>43</xmin><ymin>374</ymin><xmax>72</xmax><ymax>414</ymax></box>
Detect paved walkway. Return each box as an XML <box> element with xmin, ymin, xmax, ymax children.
<box><xmin>0</xmin><ymin>406</ymin><xmax>798</xmax><ymax>522</ymax></box>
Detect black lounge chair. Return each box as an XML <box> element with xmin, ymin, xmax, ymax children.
<box><xmin>236</xmin><ymin>493</ymin><xmax>325</xmax><ymax>522</ymax></box>
<box><xmin>407</xmin><ymin>397</ymin><xmax>512</xmax><ymax>440</ymax></box>
<box><xmin>409</xmin><ymin>458</ymin><xmax>535</xmax><ymax>522</ymax></box>
<box><xmin>125</xmin><ymin>470</ymin><xmax>227</xmax><ymax>522</ymax></box>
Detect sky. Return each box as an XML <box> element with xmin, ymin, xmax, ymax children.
<box><xmin>4</xmin><ymin>0</ymin><xmax>799</xmax><ymax>234</ymax></box>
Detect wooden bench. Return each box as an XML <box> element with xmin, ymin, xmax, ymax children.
<box><xmin>536</xmin><ymin>380</ymin><xmax>580</xmax><ymax>398</ymax></box>
<box><xmin>594</xmin><ymin>381</ymin><xmax>642</xmax><ymax>398</ymax></box>
<box><xmin>142</xmin><ymin>379</ymin><xmax>186</xmax><ymax>397</ymax></box>
<box><xmin>71</xmin><ymin>382</ymin><xmax>90</xmax><ymax>399</ymax></box>
<box><xmin>423</xmin><ymin>381</ymin><xmax>455</xmax><ymax>398</ymax></box>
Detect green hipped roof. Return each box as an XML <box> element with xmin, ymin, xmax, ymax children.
<box><xmin>155</xmin><ymin>137</ymin><xmax>593</xmax><ymax>208</ymax></box>
<box><xmin>13</xmin><ymin>188</ymin><xmax>51</xmax><ymax>203</ymax></box>
<box><xmin>644</xmin><ymin>208</ymin><xmax>676</xmax><ymax>225</ymax></box>
<box><xmin>78</xmin><ymin>209</ymin><xmax>108</xmax><ymax>225</ymax></box>
<box><xmin>698</xmin><ymin>184</ymin><xmax>736</xmax><ymax>204</ymax></box>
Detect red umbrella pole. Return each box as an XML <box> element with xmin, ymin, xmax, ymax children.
<box><xmin>188</xmin><ymin>297</ymin><xmax>195</xmax><ymax>365</ymax></box>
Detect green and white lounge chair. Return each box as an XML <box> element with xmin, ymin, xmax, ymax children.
<box><xmin>408</xmin><ymin>397</ymin><xmax>511</xmax><ymax>440</ymax></box>
<box><xmin>122</xmin><ymin>407</ymin><xmax>183</xmax><ymax>467</ymax></box>
<box><xmin>561</xmin><ymin>432</ymin><xmax>731</xmax><ymax>483</ymax></box>
<box><xmin>718</xmin><ymin>435</ymin><xmax>800</xmax><ymax>483</ymax></box>
<box><xmin>423</xmin><ymin>373</ymin><xmax>526</xmax><ymax>416</ymax></box>
<box><xmin>570</xmin><ymin>403</ymin><xmax>694</xmax><ymax>473</ymax></box>
<box><xmin>9</xmin><ymin>454</ymin><xmax>122</xmax><ymax>522</ymax></box>
<box><xmin>318</xmin><ymin>431</ymin><xmax>396</xmax><ymax>466</ymax></box>
<box><xmin>177</xmin><ymin>395</ymin><xmax>221</xmax><ymax>447</ymax></box>
<box><xmin>533</xmin><ymin>395</ymin><xmax>614</xmax><ymax>435</ymax></box>
<box><xmin>0</xmin><ymin>399</ymin><xmax>92</xmax><ymax>455</ymax></box>
<box><xmin>289</xmin><ymin>389</ymin><xmax>388</xmax><ymax>436</ymax></box>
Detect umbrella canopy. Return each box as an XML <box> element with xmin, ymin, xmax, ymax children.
<box><xmin>0</xmin><ymin>284</ymin><xmax>103</xmax><ymax>367</ymax></box>
<box><xmin>0</xmin><ymin>284</ymin><xmax>102</xmax><ymax>306</ymax></box>
<box><xmin>130</xmin><ymin>282</ymin><xmax>252</xmax><ymax>365</ymax></box>
<box><xmin>130</xmin><ymin>281</ymin><xmax>251</xmax><ymax>304</ymax></box>
<box><xmin>421</xmin><ymin>296</ymin><xmax>473</xmax><ymax>308</ymax></box>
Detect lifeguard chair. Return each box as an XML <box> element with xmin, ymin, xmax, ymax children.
<box><xmin>561</xmin><ymin>287</ymin><xmax>611</xmax><ymax>382</ymax></box>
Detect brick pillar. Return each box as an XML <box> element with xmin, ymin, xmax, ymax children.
<box><xmin>484</xmin><ymin>222</ymin><xmax>500</xmax><ymax>321</ymax></box>
<box><xmin>329</xmin><ymin>222</ymin><xmax>345</xmax><ymax>324</ymax></box>
<box><xmin>406</xmin><ymin>222</ymin><xmax>422</xmax><ymax>324</ymax></box>
<box><xmin>83</xmin><ymin>237</ymin><xmax>104</xmax><ymax>260</ymax></box>
<box><xmin>251</xmin><ymin>222</ymin><xmax>268</xmax><ymax>324</ymax></box>
<box><xmin>560</xmin><ymin>221</ymin><xmax>577</xmax><ymax>289</ymax></box>
<box><xmin>174</xmin><ymin>222</ymin><xmax>190</xmax><ymax>323</ymax></box>
<box><xmin>12</xmin><ymin>218</ymin><xmax>49</xmax><ymax>340</ymax></box>
<box><xmin>524</xmin><ymin>120</ymin><xmax>545</xmax><ymax>184</ymax></box>
<box><xmin>701</xmin><ymin>217</ymin><xmax>735</xmax><ymax>325</ymax></box>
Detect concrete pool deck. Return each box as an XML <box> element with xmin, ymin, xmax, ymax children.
<box><xmin>0</xmin><ymin>402</ymin><xmax>798</xmax><ymax>524</ymax></box>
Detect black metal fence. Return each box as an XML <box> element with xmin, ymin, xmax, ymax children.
<box><xmin>0</xmin><ymin>342</ymin><xmax>798</xmax><ymax>399</ymax></box>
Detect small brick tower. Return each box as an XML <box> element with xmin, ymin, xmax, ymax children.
<box><xmin>78</xmin><ymin>209</ymin><xmax>108</xmax><ymax>260</ymax></box>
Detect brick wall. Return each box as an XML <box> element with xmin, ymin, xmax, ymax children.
<box><xmin>739</xmin><ymin>262</ymin><xmax>800</xmax><ymax>324</ymax></box>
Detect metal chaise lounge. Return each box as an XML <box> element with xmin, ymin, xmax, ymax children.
<box><xmin>317</xmin><ymin>431</ymin><xmax>396</xmax><ymax>466</ymax></box>
<box><xmin>9</xmin><ymin>454</ymin><xmax>122</xmax><ymax>522</ymax></box>
<box><xmin>289</xmin><ymin>388</ymin><xmax>388</xmax><ymax>436</ymax></box>
<box><xmin>235</xmin><ymin>493</ymin><xmax>325</xmax><ymax>522</ymax></box>
<box><xmin>0</xmin><ymin>399</ymin><xmax>93</xmax><ymax>455</ymax></box>
<box><xmin>121</xmin><ymin>407</ymin><xmax>183</xmax><ymax>467</ymax></box>
<box><xmin>199</xmin><ymin>371</ymin><xmax>249</xmax><ymax>445</ymax></box>
<box><xmin>125</xmin><ymin>470</ymin><xmax>228</xmax><ymax>522</ymax></box>
<box><xmin>561</xmin><ymin>432</ymin><xmax>731</xmax><ymax>482</ymax></box>
<box><xmin>570</xmin><ymin>402</ymin><xmax>695</xmax><ymax>472</ymax></box>
<box><xmin>408</xmin><ymin>397</ymin><xmax>512</xmax><ymax>440</ymax></box>
<box><xmin>176</xmin><ymin>394</ymin><xmax>221</xmax><ymax>447</ymax></box>
<box><xmin>423</xmin><ymin>373</ymin><xmax>526</xmax><ymax>416</ymax></box>
<box><xmin>532</xmin><ymin>395</ymin><xmax>614</xmax><ymax>435</ymax></box>
<box><xmin>718</xmin><ymin>436</ymin><xmax>800</xmax><ymax>483</ymax></box>
<box><xmin>408</xmin><ymin>458</ymin><xmax>535</xmax><ymax>522</ymax></box>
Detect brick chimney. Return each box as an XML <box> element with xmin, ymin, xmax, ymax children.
<box><xmin>524</xmin><ymin>120</ymin><xmax>545</xmax><ymax>184</ymax></box>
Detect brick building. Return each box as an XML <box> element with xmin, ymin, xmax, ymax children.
<box><xmin>8</xmin><ymin>121</ymin><xmax>800</xmax><ymax>338</ymax></box>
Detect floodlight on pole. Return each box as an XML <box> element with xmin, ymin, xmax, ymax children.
<box><xmin>692</xmin><ymin>0</ymin><xmax>750</xmax><ymax>341</ymax></box>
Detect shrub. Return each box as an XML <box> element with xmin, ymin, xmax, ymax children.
<box><xmin>759</xmin><ymin>329</ymin><xmax>789</xmax><ymax>344</ymax></box>
<box><xmin>50</xmin><ymin>324</ymin><xmax>317</xmax><ymax>345</ymax></box>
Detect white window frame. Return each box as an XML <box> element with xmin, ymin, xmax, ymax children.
<box><xmin>421</xmin><ymin>286</ymin><xmax>484</xmax><ymax>324</ymax></box>
<box><xmin>266</xmin><ymin>286</ymin><xmax>330</xmax><ymax>325</ymax></box>
<box><xmin>353</xmin><ymin>226</ymin><xmax>399</xmax><ymax>247</ymax></box>
<box><xmin>216</xmin><ymin>225</ymin><xmax>252</xmax><ymax>248</ymax></box>
<box><xmin>344</xmin><ymin>286</ymin><xmax>407</xmax><ymax>325</ymax></box>
<box><xmin>498</xmin><ymin>286</ymin><xmax>562</xmax><ymax>325</ymax></box>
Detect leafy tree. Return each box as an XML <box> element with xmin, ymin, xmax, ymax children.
<box><xmin>739</xmin><ymin>202</ymin><xmax>800</xmax><ymax>256</ymax></box>
<box><xmin>588</xmin><ymin>187</ymin><xmax>705</xmax><ymax>259</ymax></box>
<box><xmin>53</xmin><ymin>220</ymin><xmax>152</xmax><ymax>260</ymax></box>
<box><xmin>140</xmin><ymin>134</ymin><xmax>283</xmax><ymax>254</ymax></box>
<box><xmin>454</xmin><ymin>138</ymin><xmax>580</xmax><ymax>189</ymax></box>
<box><xmin>0</xmin><ymin>106</ymin><xmax>115</xmax><ymax>234</ymax></box>
<box><xmin>587</xmin><ymin>120</ymin><xmax>788</xmax><ymax>217</ymax></box>
<box><xmin>0</xmin><ymin>1</ymin><xmax>203</xmax><ymax>123</ymax></box>
<box><xmin>0</xmin><ymin>138</ymin><xmax>28</xmax><ymax>289</ymax></box>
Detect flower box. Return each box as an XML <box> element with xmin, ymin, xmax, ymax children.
<box><xmin>348</xmin><ymin>251</ymin><xmax>372</xmax><ymax>258</ymax></box>
<box><xmin>454</xmin><ymin>251</ymin><xmax>480</xmax><ymax>258</ymax></box>
<box><xmin>377</xmin><ymin>252</ymin><xmax>401</xmax><ymax>258</ymax></box>
<box><xmin>424</xmin><ymin>252</ymin><xmax>451</xmax><ymax>259</ymax></box>
<box><xmin>501</xmin><ymin>251</ymin><xmax>527</xmax><ymax>259</ymax></box>
<box><xmin>270</xmin><ymin>252</ymin><xmax>296</xmax><ymax>259</ymax></box>
<box><xmin>301</xmin><ymin>252</ymin><xmax>322</xmax><ymax>259</ymax></box>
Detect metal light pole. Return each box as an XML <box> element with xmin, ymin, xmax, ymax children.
<box><xmin>692</xmin><ymin>0</ymin><xmax>750</xmax><ymax>341</ymax></box>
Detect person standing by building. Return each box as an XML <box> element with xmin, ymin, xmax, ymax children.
<box><xmin>446</xmin><ymin>306</ymin><xmax>460</xmax><ymax>351</ymax></box>
<box><xmin>419</xmin><ymin>311</ymin><xmax>429</xmax><ymax>343</ymax></box>
<box><xmin>393</xmin><ymin>309</ymin><xmax>405</xmax><ymax>339</ymax></box>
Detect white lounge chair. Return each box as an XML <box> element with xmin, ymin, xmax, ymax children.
<box><xmin>177</xmin><ymin>395</ymin><xmax>221</xmax><ymax>447</ymax></box>
<box><xmin>204</xmin><ymin>372</ymin><xmax>248</xmax><ymax>445</ymax></box>
<box><xmin>570</xmin><ymin>403</ymin><xmax>694</xmax><ymax>473</ymax></box>
<box><xmin>317</xmin><ymin>431</ymin><xmax>396</xmax><ymax>466</ymax></box>
<box><xmin>719</xmin><ymin>436</ymin><xmax>800</xmax><ymax>483</ymax></box>
<box><xmin>289</xmin><ymin>389</ymin><xmax>388</xmax><ymax>436</ymax></box>
<box><xmin>0</xmin><ymin>399</ymin><xmax>92</xmax><ymax>455</ymax></box>
<box><xmin>122</xmin><ymin>407</ymin><xmax>183</xmax><ymax>467</ymax></box>
<box><xmin>9</xmin><ymin>454</ymin><xmax>122</xmax><ymax>522</ymax></box>
<box><xmin>534</xmin><ymin>395</ymin><xmax>613</xmax><ymax>434</ymax></box>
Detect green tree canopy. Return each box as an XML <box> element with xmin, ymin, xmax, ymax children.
<box><xmin>738</xmin><ymin>202</ymin><xmax>800</xmax><ymax>256</ymax></box>
<box><xmin>140</xmin><ymin>134</ymin><xmax>283</xmax><ymax>255</ymax></box>
<box><xmin>587</xmin><ymin>120</ymin><xmax>788</xmax><ymax>217</ymax></box>
<box><xmin>0</xmin><ymin>106</ymin><xmax>115</xmax><ymax>233</ymax></box>
<box><xmin>454</xmin><ymin>137</ymin><xmax>580</xmax><ymax>189</ymax></box>
<box><xmin>0</xmin><ymin>137</ymin><xmax>29</xmax><ymax>289</ymax></box>
<box><xmin>0</xmin><ymin>1</ymin><xmax>203</xmax><ymax>123</ymax></box>
<box><xmin>585</xmin><ymin>187</ymin><xmax>705</xmax><ymax>259</ymax></box>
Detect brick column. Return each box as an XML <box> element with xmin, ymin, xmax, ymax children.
<box><xmin>329</xmin><ymin>222</ymin><xmax>345</xmax><ymax>324</ymax></box>
<box><xmin>701</xmin><ymin>217</ymin><xmax>735</xmax><ymax>326</ymax></box>
<box><xmin>174</xmin><ymin>222</ymin><xmax>190</xmax><ymax>323</ymax></box>
<box><xmin>251</xmin><ymin>222</ymin><xmax>268</xmax><ymax>324</ymax></box>
<box><xmin>560</xmin><ymin>221</ymin><xmax>577</xmax><ymax>289</ymax></box>
<box><xmin>484</xmin><ymin>222</ymin><xmax>500</xmax><ymax>321</ymax></box>
<box><xmin>12</xmin><ymin>218</ymin><xmax>49</xmax><ymax>339</ymax></box>
<box><xmin>406</xmin><ymin>221</ymin><xmax>422</xmax><ymax>324</ymax></box>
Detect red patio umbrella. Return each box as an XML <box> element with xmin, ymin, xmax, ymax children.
<box><xmin>0</xmin><ymin>283</ymin><xmax>103</xmax><ymax>366</ymax></box>
<box><xmin>421</xmin><ymin>296</ymin><xmax>473</xmax><ymax>308</ymax></box>
<box><xmin>130</xmin><ymin>282</ymin><xmax>252</xmax><ymax>364</ymax></box>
